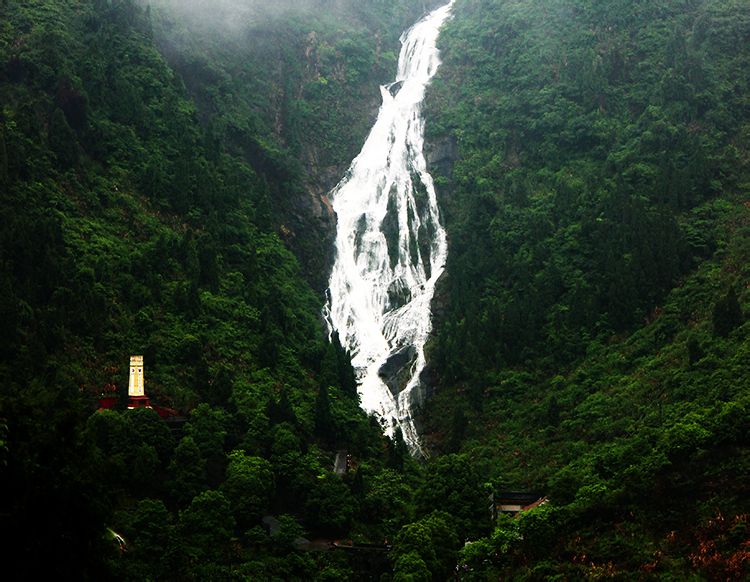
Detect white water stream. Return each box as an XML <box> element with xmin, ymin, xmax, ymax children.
<box><xmin>325</xmin><ymin>2</ymin><xmax>454</xmax><ymax>453</ymax></box>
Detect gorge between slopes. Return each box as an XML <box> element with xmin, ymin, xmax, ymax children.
<box><xmin>325</xmin><ymin>2</ymin><xmax>454</xmax><ymax>453</ymax></box>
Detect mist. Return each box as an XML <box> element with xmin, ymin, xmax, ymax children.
<box><xmin>145</xmin><ymin>0</ymin><xmax>379</xmax><ymax>35</ymax></box>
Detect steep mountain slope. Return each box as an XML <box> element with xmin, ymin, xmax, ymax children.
<box><xmin>422</xmin><ymin>0</ymin><xmax>750</xmax><ymax>577</ymax></box>
<box><xmin>146</xmin><ymin>0</ymin><xmax>445</xmax><ymax>290</ymax></box>
<box><xmin>0</xmin><ymin>1</ymin><xmax>427</xmax><ymax>578</ymax></box>
<box><xmin>2</xmin><ymin>0</ymin><xmax>748</xmax><ymax>579</ymax></box>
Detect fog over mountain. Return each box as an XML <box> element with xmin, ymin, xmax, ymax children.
<box><xmin>145</xmin><ymin>0</ymin><xmax>433</xmax><ymax>33</ymax></box>
<box><xmin>144</xmin><ymin>0</ymin><xmax>318</xmax><ymax>34</ymax></box>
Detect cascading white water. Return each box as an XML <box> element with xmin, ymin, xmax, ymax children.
<box><xmin>325</xmin><ymin>2</ymin><xmax>454</xmax><ymax>453</ymax></box>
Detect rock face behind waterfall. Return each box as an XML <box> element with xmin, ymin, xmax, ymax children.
<box><xmin>154</xmin><ymin>3</ymin><xmax>444</xmax><ymax>293</ymax></box>
<box><xmin>326</xmin><ymin>2</ymin><xmax>455</xmax><ymax>452</ymax></box>
<box><xmin>425</xmin><ymin>135</ymin><xmax>458</xmax><ymax>181</ymax></box>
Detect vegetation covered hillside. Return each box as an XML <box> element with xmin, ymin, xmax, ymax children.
<box><xmin>423</xmin><ymin>0</ymin><xmax>750</xmax><ymax>578</ymax></box>
<box><xmin>0</xmin><ymin>0</ymin><xmax>442</xmax><ymax>579</ymax></box>
<box><xmin>2</xmin><ymin>0</ymin><xmax>749</xmax><ymax>579</ymax></box>
<box><xmin>146</xmin><ymin>0</ymin><xmax>444</xmax><ymax>289</ymax></box>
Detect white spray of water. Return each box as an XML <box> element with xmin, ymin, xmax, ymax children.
<box><xmin>325</xmin><ymin>2</ymin><xmax>454</xmax><ymax>453</ymax></box>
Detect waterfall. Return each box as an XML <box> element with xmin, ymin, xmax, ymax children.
<box><xmin>325</xmin><ymin>2</ymin><xmax>454</xmax><ymax>454</ymax></box>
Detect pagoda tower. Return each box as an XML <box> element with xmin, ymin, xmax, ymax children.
<box><xmin>127</xmin><ymin>355</ymin><xmax>151</xmax><ymax>409</ymax></box>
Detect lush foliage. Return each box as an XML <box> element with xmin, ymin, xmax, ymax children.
<box><xmin>423</xmin><ymin>0</ymin><xmax>750</xmax><ymax>577</ymax></box>
<box><xmin>2</xmin><ymin>0</ymin><xmax>749</xmax><ymax>579</ymax></box>
<box><xmin>428</xmin><ymin>0</ymin><xmax>750</xmax><ymax>373</ymax></box>
<box><xmin>0</xmin><ymin>0</ymin><xmax>444</xmax><ymax>579</ymax></box>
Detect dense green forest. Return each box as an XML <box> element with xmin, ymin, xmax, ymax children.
<box><xmin>1</xmin><ymin>0</ymin><xmax>748</xmax><ymax>580</ymax></box>
<box><xmin>424</xmin><ymin>0</ymin><xmax>750</xmax><ymax>578</ymax></box>
<box><xmin>0</xmin><ymin>0</ymin><xmax>452</xmax><ymax>579</ymax></box>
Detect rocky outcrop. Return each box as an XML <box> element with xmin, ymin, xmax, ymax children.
<box><xmin>290</xmin><ymin>92</ymin><xmax>382</xmax><ymax>293</ymax></box>
<box><xmin>424</xmin><ymin>134</ymin><xmax>458</xmax><ymax>179</ymax></box>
